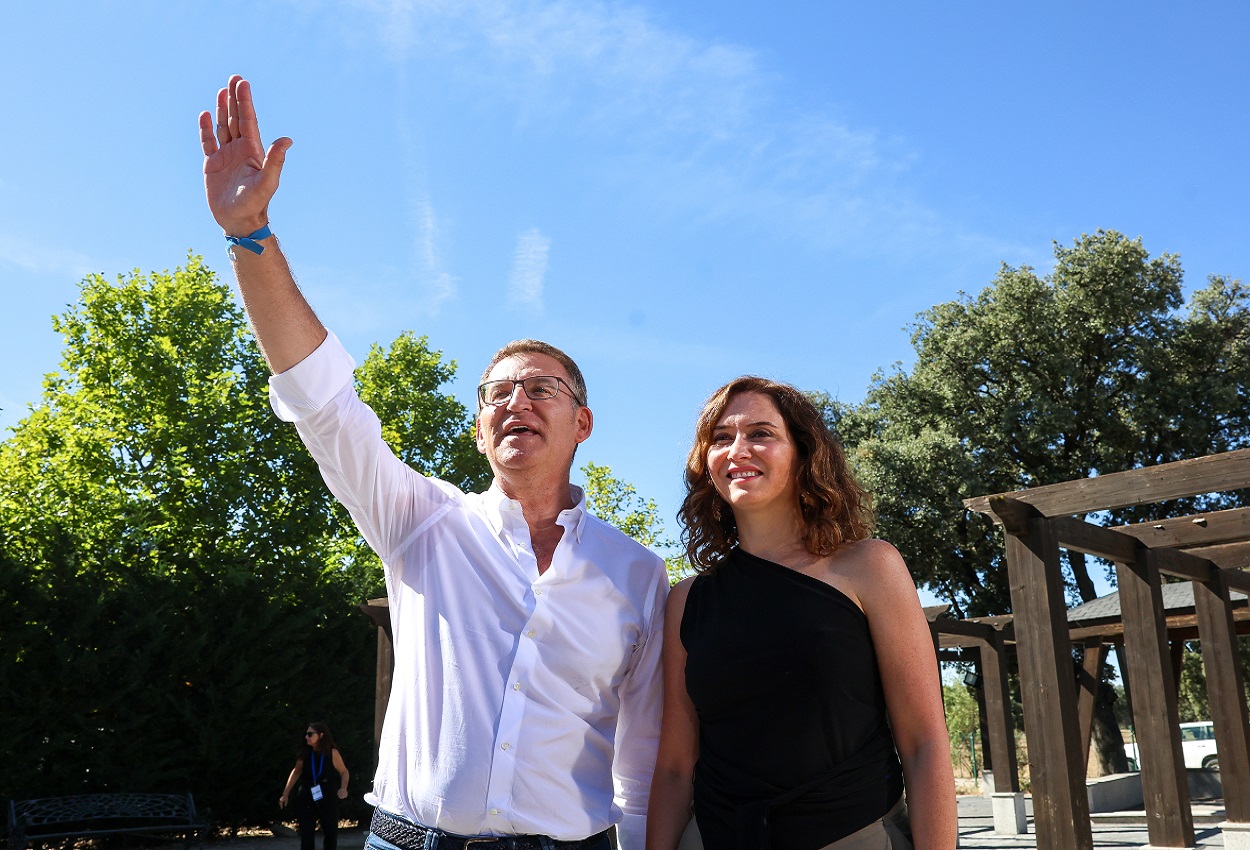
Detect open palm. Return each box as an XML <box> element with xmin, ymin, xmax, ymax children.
<box><xmin>199</xmin><ymin>76</ymin><xmax>291</xmax><ymax>236</ymax></box>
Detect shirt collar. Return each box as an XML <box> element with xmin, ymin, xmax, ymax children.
<box><xmin>484</xmin><ymin>482</ymin><xmax>588</xmax><ymax>544</ymax></box>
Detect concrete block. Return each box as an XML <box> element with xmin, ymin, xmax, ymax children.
<box><xmin>991</xmin><ymin>792</ymin><xmax>1027</xmax><ymax>834</ymax></box>
<box><xmin>1086</xmin><ymin>772</ymin><xmax>1143</xmax><ymax>813</ymax></box>
<box><xmin>1221</xmin><ymin>821</ymin><xmax>1250</xmax><ymax>850</ymax></box>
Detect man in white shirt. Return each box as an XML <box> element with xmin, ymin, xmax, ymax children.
<box><xmin>199</xmin><ymin>75</ymin><xmax>667</xmax><ymax>850</ymax></box>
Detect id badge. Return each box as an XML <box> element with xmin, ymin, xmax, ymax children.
<box><xmin>311</xmin><ymin>785</ymin><xmax>324</xmax><ymax>802</ymax></box>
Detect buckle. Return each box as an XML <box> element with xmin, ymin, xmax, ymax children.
<box><xmin>463</xmin><ymin>840</ymin><xmax>504</xmax><ymax>850</ymax></box>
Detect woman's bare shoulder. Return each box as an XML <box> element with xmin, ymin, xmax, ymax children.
<box><xmin>833</xmin><ymin>537</ymin><xmax>906</xmax><ymax>571</ymax></box>
<box><xmin>830</xmin><ymin>539</ymin><xmax>915</xmax><ymax>603</ymax></box>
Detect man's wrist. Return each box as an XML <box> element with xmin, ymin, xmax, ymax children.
<box><xmin>225</xmin><ymin>223</ymin><xmax>274</xmax><ymax>259</ymax></box>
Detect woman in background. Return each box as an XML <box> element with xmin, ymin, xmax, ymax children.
<box><xmin>280</xmin><ymin>721</ymin><xmax>350</xmax><ymax>850</ymax></box>
<box><xmin>647</xmin><ymin>377</ymin><xmax>955</xmax><ymax>850</ymax></box>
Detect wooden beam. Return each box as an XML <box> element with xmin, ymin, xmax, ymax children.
<box><xmin>1148</xmin><ymin>546</ymin><xmax>1215</xmax><ymax>583</ymax></box>
<box><xmin>1050</xmin><ymin>516</ymin><xmax>1139</xmax><ymax>563</ymax></box>
<box><xmin>1116</xmin><ymin>547</ymin><xmax>1194</xmax><ymax>847</ymax></box>
<box><xmin>1193</xmin><ymin>572</ymin><xmax>1250</xmax><ymax>821</ymax></box>
<box><xmin>1048</xmin><ymin>514</ymin><xmax>1216</xmax><ymax>582</ymax></box>
<box><xmin>1221</xmin><ymin>566</ymin><xmax>1250</xmax><ymax>596</ymax></box>
<box><xmin>1115</xmin><ymin>506</ymin><xmax>1250</xmax><ymax>548</ymax></box>
<box><xmin>1070</xmin><ymin>616</ymin><xmax>1250</xmax><ymax>643</ymax></box>
<box><xmin>1186</xmin><ymin>541</ymin><xmax>1250</xmax><ymax>571</ymax></box>
<box><xmin>1004</xmin><ymin>512</ymin><xmax>1092</xmax><ymax>850</ymax></box>
<box><xmin>982</xmin><ymin>494</ymin><xmax>1036</xmax><ymax>535</ymax></box>
<box><xmin>932</xmin><ymin>619</ymin><xmax>1001</xmax><ymax>642</ymax></box>
<box><xmin>965</xmin><ymin>447</ymin><xmax>1250</xmax><ymax>517</ymax></box>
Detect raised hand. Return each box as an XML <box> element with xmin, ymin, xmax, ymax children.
<box><xmin>199</xmin><ymin>75</ymin><xmax>292</xmax><ymax>237</ymax></box>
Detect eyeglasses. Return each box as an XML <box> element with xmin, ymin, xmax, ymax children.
<box><xmin>478</xmin><ymin>376</ymin><xmax>583</xmax><ymax>407</ymax></box>
<box><xmin>305</xmin><ymin>731</ymin><xmax>317</xmax><ymax>738</ymax></box>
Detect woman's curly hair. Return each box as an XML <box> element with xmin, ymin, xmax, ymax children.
<box><xmin>678</xmin><ymin>376</ymin><xmax>874</xmax><ymax>572</ymax></box>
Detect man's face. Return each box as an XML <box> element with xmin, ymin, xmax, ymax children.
<box><xmin>475</xmin><ymin>353</ymin><xmax>592</xmax><ymax>479</ymax></box>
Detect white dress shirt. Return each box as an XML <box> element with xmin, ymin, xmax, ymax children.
<box><xmin>269</xmin><ymin>332</ymin><xmax>667</xmax><ymax>850</ymax></box>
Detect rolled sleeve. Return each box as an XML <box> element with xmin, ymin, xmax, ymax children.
<box><xmin>268</xmin><ymin>331</ymin><xmax>358</xmax><ymax>422</ymax></box>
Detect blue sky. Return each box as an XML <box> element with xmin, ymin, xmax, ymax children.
<box><xmin>3</xmin><ymin>1</ymin><xmax>1248</xmax><ymax>575</ymax></box>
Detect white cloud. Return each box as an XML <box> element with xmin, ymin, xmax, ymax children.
<box><xmin>410</xmin><ymin>190</ymin><xmax>457</xmax><ymax>310</ymax></box>
<box><xmin>316</xmin><ymin>0</ymin><xmax>1015</xmax><ymax>265</ymax></box>
<box><xmin>507</xmin><ymin>228</ymin><xmax>550</xmax><ymax>313</ymax></box>
<box><xmin>0</xmin><ymin>233</ymin><xmax>97</xmax><ymax>279</ymax></box>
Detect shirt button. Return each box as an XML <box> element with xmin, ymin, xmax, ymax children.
<box><xmin>513</xmin><ymin>682</ymin><xmax>522</xmax><ymax>691</ymax></box>
<box><xmin>501</xmin><ymin>742</ymin><xmax>511</xmax><ymax>751</ymax></box>
<box><xmin>526</xmin><ymin>629</ymin><xmax>536</xmax><ymax>638</ymax></box>
<box><xmin>534</xmin><ymin>589</ymin><xmax>543</xmax><ymax>596</ymax></box>
<box><xmin>489</xmin><ymin>808</ymin><xmax>500</xmax><ymax>816</ymax></box>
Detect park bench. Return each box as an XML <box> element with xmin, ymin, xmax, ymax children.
<box><xmin>6</xmin><ymin>792</ymin><xmax>210</xmax><ymax>850</ymax></box>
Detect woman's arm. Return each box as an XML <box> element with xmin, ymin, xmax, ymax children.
<box><xmin>279</xmin><ymin>758</ymin><xmax>304</xmax><ymax>809</ymax></box>
<box><xmin>332</xmin><ymin>749</ymin><xmax>350</xmax><ymax>799</ymax></box>
<box><xmin>854</xmin><ymin>540</ymin><xmax>957</xmax><ymax>850</ymax></box>
<box><xmin>645</xmin><ymin>578</ymin><xmax>699</xmax><ymax>850</ymax></box>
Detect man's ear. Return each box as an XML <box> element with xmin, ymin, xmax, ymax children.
<box><xmin>474</xmin><ymin>416</ymin><xmax>487</xmax><ymax>454</ymax></box>
<box><xmin>575</xmin><ymin>406</ymin><xmax>593</xmax><ymax>444</ymax></box>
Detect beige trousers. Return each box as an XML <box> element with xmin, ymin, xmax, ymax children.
<box><xmin>677</xmin><ymin>798</ymin><xmax>912</xmax><ymax>850</ymax></box>
<box><xmin>816</xmin><ymin>798</ymin><xmax>912</xmax><ymax>849</ymax></box>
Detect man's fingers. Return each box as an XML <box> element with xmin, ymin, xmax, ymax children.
<box><xmin>227</xmin><ymin>75</ymin><xmax>243</xmax><ymax>140</ymax></box>
<box><xmin>214</xmin><ymin>86</ymin><xmax>231</xmax><ymax>148</ymax></box>
<box><xmin>236</xmin><ymin>78</ymin><xmax>262</xmax><ymax>140</ymax></box>
<box><xmin>259</xmin><ymin>137</ymin><xmax>294</xmax><ymax>191</ymax></box>
<box><xmin>198</xmin><ymin>111</ymin><xmax>219</xmax><ymax>157</ymax></box>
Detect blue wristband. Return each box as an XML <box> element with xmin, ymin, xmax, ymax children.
<box><xmin>225</xmin><ymin>224</ymin><xmax>273</xmax><ymax>258</ymax></box>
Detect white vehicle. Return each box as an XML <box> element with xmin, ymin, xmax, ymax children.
<box><xmin>1124</xmin><ymin>720</ymin><xmax>1220</xmax><ymax>770</ymax></box>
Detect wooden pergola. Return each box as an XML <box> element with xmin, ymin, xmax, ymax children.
<box><xmin>960</xmin><ymin>447</ymin><xmax>1250</xmax><ymax>850</ymax></box>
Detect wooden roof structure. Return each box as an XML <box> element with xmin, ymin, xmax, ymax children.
<box><xmin>958</xmin><ymin>447</ymin><xmax>1250</xmax><ymax>850</ymax></box>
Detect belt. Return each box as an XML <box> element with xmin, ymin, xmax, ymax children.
<box><xmin>369</xmin><ymin>808</ymin><xmax>609</xmax><ymax>850</ymax></box>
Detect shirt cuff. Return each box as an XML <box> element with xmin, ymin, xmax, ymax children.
<box><xmin>268</xmin><ymin>331</ymin><xmax>357</xmax><ymax>422</ymax></box>
<box><xmin>616</xmin><ymin>813</ymin><xmax>645</xmax><ymax>850</ymax></box>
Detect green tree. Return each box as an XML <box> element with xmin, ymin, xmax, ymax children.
<box><xmin>580</xmin><ymin>462</ymin><xmax>691</xmax><ymax>583</ymax></box>
<box><xmin>0</xmin><ymin>256</ymin><xmax>485</xmax><ymax>825</ymax></box>
<box><xmin>0</xmin><ymin>255</ymin><xmax>330</xmax><ymax>580</ymax></box>
<box><xmin>835</xmin><ymin>230</ymin><xmax>1250</xmax><ymax>773</ymax></box>
<box><xmin>943</xmin><ymin>681</ymin><xmax>982</xmax><ymax>778</ymax></box>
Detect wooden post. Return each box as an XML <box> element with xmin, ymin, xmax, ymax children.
<box><xmin>1001</xmin><ymin>508</ymin><xmax>1092</xmax><ymax>850</ymax></box>
<box><xmin>979</xmin><ymin>631</ymin><xmax>1019</xmax><ymax>793</ymax></box>
<box><xmin>357</xmin><ymin>598</ymin><xmax>394</xmax><ymax>775</ymax></box>
<box><xmin>1193</xmin><ymin>571</ymin><xmax>1250</xmax><ymax>822</ymax></box>
<box><xmin>1075</xmin><ymin>638</ymin><xmax>1107</xmax><ymax>770</ymax></box>
<box><xmin>1116</xmin><ymin>546</ymin><xmax>1194</xmax><ymax>847</ymax></box>
<box><xmin>374</xmin><ymin>625</ymin><xmax>394</xmax><ymax>772</ymax></box>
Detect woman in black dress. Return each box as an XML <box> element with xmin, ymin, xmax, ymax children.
<box><xmin>280</xmin><ymin>721</ymin><xmax>351</xmax><ymax>850</ymax></box>
<box><xmin>647</xmin><ymin>378</ymin><xmax>955</xmax><ymax>850</ymax></box>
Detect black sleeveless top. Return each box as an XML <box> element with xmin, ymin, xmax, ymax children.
<box><xmin>681</xmin><ymin>548</ymin><xmax>904</xmax><ymax>850</ymax></box>
<box><xmin>299</xmin><ymin>745</ymin><xmax>341</xmax><ymax>804</ymax></box>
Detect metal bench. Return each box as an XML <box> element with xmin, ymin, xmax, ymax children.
<box><xmin>7</xmin><ymin>792</ymin><xmax>210</xmax><ymax>850</ymax></box>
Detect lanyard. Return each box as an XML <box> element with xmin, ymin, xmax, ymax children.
<box><xmin>310</xmin><ymin>749</ymin><xmax>324</xmax><ymax>784</ymax></box>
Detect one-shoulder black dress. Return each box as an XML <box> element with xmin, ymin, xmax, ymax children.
<box><xmin>681</xmin><ymin>547</ymin><xmax>904</xmax><ymax>850</ymax></box>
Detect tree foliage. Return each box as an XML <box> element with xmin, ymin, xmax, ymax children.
<box><xmin>833</xmin><ymin>230</ymin><xmax>1250</xmax><ymax>775</ymax></box>
<box><xmin>836</xmin><ymin>230</ymin><xmax>1250</xmax><ymax>618</ymax></box>
<box><xmin>0</xmin><ymin>256</ymin><xmax>484</xmax><ymax>826</ymax></box>
<box><xmin>580</xmin><ymin>462</ymin><xmax>691</xmax><ymax>583</ymax></box>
